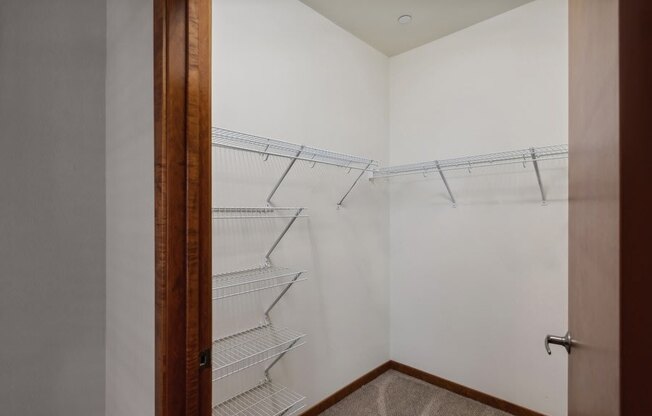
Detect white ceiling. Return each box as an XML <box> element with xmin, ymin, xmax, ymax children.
<box><xmin>300</xmin><ymin>0</ymin><xmax>535</xmax><ymax>56</ymax></box>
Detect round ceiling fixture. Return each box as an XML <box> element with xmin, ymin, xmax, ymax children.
<box><xmin>398</xmin><ymin>15</ymin><xmax>412</xmax><ymax>24</ymax></box>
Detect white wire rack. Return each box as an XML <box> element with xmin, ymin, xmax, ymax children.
<box><xmin>372</xmin><ymin>145</ymin><xmax>568</xmax><ymax>178</ymax></box>
<box><xmin>213</xmin><ymin>127</ymin><xmax>377</xmax><ymax>171</ymax></box>
<box><xmin>213</xmin><ymin>381</ymin><xmax>305</xmax><ymax>416</ymax></box>
<box><xmin>213</xmin><ymin>325</ymin><xmax>306</xmax><ymax>381</ymax></box>
<box><xmin>372</xmin><ymin>144</ymin><xmax>568</xmax><ymax>205</ymax></box>
<box><xmin>213</xmin><ymin>266</ymin><xmax>307</xmax><ymax>300</ymax></box>
<box><xmin>212</xmin><ymin>127</ymin><xmax>378</xmax><ymax>207</ymax></box>
<box><xmin>212</xmin><ymin>207</ymin><xmax>307</xmax><ymax>220</ymax></box>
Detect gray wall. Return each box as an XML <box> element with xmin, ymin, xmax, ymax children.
<box><xmin>0</xmin><ymin>1</ymin><xmax>106</xmax><ymax>415</ymax></box>
<box><xmin>105</xmin><ymin>0</ymin><xmax>154</xmax><ymax>415</ymax></box>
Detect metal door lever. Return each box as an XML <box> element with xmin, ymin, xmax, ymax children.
<box><xmin>545</xmin><ymin>331</ymin><xmax>572</xmax><ymax>355</ymax></box>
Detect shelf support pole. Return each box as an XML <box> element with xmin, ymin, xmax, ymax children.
<box><xmin>264</xmin><ymin>339</ymin><xmax>299</xmax><ymax>380</ymax></box>
<box><xmin>530</xmin><ymin>147</ymin><xmax>547</xmax><ymax>205</ymax></box>
<box><xmin>264</xmin><ymin>272</ymin><xmax>304</xmax><ymax>320</ymax></box>
<box><xmin>264</xmin><ymin>208</ymin><xmax>303</xmax><ymax>265</ymax></box>
<box><xmin>266</xmin><ymin>146</ymin><xmax>304</xmax><ymax>206</ymax></box>
<box><xmin>337</xmin><ymin>161</ymin><xmax>373</xmax><ymax>208</ymax></box>
<box><xmin>436</xmin><ymin>161</ymin><xmax>456</xmax><ymax>207</ymax></box>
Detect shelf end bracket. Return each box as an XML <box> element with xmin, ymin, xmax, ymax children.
<box><xmin>530</xmin><ymin>147</ymin><xmax>547</xmax><ymax>205</ymax></box>
<box><xmin>264</xmin><ymin>272</ymin><xmax>304</xmax><ymax>319</ymax></box>
<box><xmin>436</xmin><ymin>161</ymin><xmax>457</xmax><ymax>207</ymax></box>
<box><xmin>264</xmin><ymin>208</ymin><xmax>304</xmax><ymax>265</ymax></box>
<box><xmin>337</xmin><ymin>161</ymin><xmax>374</xmax><ymax>208</ymax></box>
<box><xmin>266</xmin><ymin>146</ymin><xmax>304</xmax><ymax>206</ymax></box>
<box><xmin>264</xmin><ymin>339</ymin><xmax>300</xmax><ymax>380</ymax></box>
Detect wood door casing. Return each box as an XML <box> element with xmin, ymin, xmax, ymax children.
<box><xmin>619</xmin><ymin>0</ymin><xmax>652</xmax><ymax>414</ymax></box>
<box><xmin>154</xmin><ymin>0</ymin><xmax>212</xmax><ymax>415</ymax></box>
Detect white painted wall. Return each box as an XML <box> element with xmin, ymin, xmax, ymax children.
<box><xmin>212</xmin><ymin>0</ymin><xmax>390</xmax><ymax>408</ymax></box>
<box><xmin>0</xmin><ymin>1</ymin><xmax>106</xmax><ymax>414</ymax></box>
<box><xmin>105</xmin><ymin>0</ymin><xmax>154</xmax><ymax>415</ymax></box>
<box><xmin>388</xmin><ymin>1</ymin><xmax>568</xmax><ymax>415</ymax></box>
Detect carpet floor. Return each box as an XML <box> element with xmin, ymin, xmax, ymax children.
<box><xmin>319</xmin><ymin>370</ymin><xmax>512</xmax><ymax>416</ymax></box>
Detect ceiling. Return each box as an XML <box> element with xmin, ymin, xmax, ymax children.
<box><xmin>300</xmin><ymin>0</ymin><xmax>535</xmax><ymax>56</ymax></box>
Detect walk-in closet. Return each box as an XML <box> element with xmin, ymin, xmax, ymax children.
<box><xmin>5</xmin><ymin>0</ymin><xmax>650</xmax><ymax>414</ymax></box>
<box><xmin>210</xmin><ymin>1</ymin><xmax>568</xmax><ymax>415</ymax></box>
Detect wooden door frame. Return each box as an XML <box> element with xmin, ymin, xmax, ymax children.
<box><xmin>154</xmin><ymin>0</ymin><xmax>212</xmax><ymax>415</ymax></box>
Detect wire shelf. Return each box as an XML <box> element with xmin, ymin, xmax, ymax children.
<box><xmin>213</xmin><ymin>381</ymin><xmax>305</xmax><ymax>416</ymax></box>
<box><xmin>372</xmin><ymin>144</ymin><xmax>568</xmax><ymax>179</ymax></box>
<box><xmin>212</xmin><ymin>207</ymin><xmax>307</xmax><ymax>220</ymax></box>
<box><xmin>213</xmin><ymin>266</ymin><xmax>307</xmax><ymax>300</ymax></box>
<box><xmin>213</xmin><ymin>127</ymin><xmax>378</xmax><ymax>171</ymax></box>
<box><xmin>213</xmin><ymin>325</ymin><xmax>306</xmax><ymax>381</ymax></box>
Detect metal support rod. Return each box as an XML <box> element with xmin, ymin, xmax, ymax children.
<box><xmin>266</xmin><ymin>146</ymin><xmax>304</xmax><ymax>206</ymax></box>
<box><xmin>530</xmin><ymin>147</ymin><xmax>547</xmax><ymax>204</ymax></box>
<box><xmin>435</xmin><ymin>161</ymin><xmax>456</xmax><ymax>206</ymax></box>
<box><xmin>264</xmin><ymin>272</ymin><xmax>304</xmax><ymax>319</ymax></box>
<box><xmin>265</xmin><ymin>208</ymin><xmax>303</xmax><ymax>264</ymax></box>
<box><xmin>337</xmin><ymin>161</ymin><xmax>373</xmax><ymax>208</ymax></box>
<box><xmin>264</xmin><ymin>339</ymin><xmax>299</xmax><ymax>380</ymax></box>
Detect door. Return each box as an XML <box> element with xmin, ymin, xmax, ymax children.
<box><xmin>563</xmin><ymin>0</ymin><xmax>652</xmax><ymax>415</ymax></box>
<box><xmin>568</xmin><ymin>0</ymin><xmax>619</xmax><ymax>414</ymax></box>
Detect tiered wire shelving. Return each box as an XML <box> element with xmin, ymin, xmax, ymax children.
<box><xmin>212</xmin><ymin>127</ymin><xmax>378</xmax><ymax>207</ymax></box>
<box><xmin>372</xmin><ymin>144</ymin><xmax>568</xmax><ymax>206</ymax></box>
<box><xmin>212</xmin><ymin>129</ymin><xmax>568</xmax><ymax>415</ymax></box>
<box><xmin>212</xmin><ymin>206</ymin><xmax>308</xmax><ymax>416</ymax></box>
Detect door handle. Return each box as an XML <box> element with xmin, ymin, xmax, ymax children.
<box><xmin>545</xmin><ymin>331</ymin><xmax>572</xmax><ymax>355</ymax></box>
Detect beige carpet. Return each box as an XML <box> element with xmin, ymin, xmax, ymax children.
<box><xmin>319</xmin><ymin>370</ymin><xmax>512</xmax><ymax>416</ymax></box>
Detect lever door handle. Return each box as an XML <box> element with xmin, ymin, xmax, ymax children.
<box><xmin>545</xmin><ymin>331</ymin><xmax>572</xmax><ymax>355</ymax></box>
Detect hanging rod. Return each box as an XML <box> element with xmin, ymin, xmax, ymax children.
<box><xmin>212</xmin><ymin>127</ymin><xmax>378</xmax><ymax>206</ymax></box>
<box><xmin>372</xmin><ymin>144</ymin><xmax>568</xmax><ymax>206</ymax></box>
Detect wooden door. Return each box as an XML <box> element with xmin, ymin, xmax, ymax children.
<box><xmin>568</xmin><ymin>0</ymin><xmax>652</xmax><ymax>414</ymax></box>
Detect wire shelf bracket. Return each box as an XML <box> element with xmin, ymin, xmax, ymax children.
<box><xmin>267</xmin><ymin>146</ymin><xmax>304</xmax><ymax>206</ymax></box>
<box><xmin>337</xmin><ymin>161</ymin><xmax>374</xmax><ymax>209</ymax></box>
<box><xmin>263</xmin><ymin>208</ymin><xmax>303</xmax><ymax>266</ymax></box>
<box><xmin>435</xmin><ymin>161</ymin><xmax>456</xmax><ymax>207</ymax></box>
<box><xmin>213</xmin><ymin>127</ymin><xmax>378</xmax><ymax>207</ymax></box>
<box><xmin>212</xmin><ymin>207</ymin><xmax>306</xmax><ymax>266</ymax></box>
<box><xmin>212</xmin><ymin>381</ymin><xmax>305</xmax><ymax>416</ymax></box>
<box><xmin>529</xmin><ymin>147</ymin><xmax>547</xmax><ymax>205</ymax></box>
<box><xmin>372</xmin><ymin>144</ymin><xmax>568</xmax><ymax>206</ymax></box>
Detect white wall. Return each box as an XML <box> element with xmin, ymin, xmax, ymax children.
<box><xmin>105</xmin><ymin>0</ymin><xmax>154</xmax><ymax>415</ymax></box>
<box><xmin>388</xmin><ymin>1</ymin><xmax>568</xmax><ymax>415</ymax></box>
<box><xmin>212</xmin><ymin>0</ymin><xmax>390</xmax><ymax>409</ymax></box>
<box><xmin>0</xmin><ymin>1</ymin><xmax>106</xmax><ymax>414</ymax></box>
